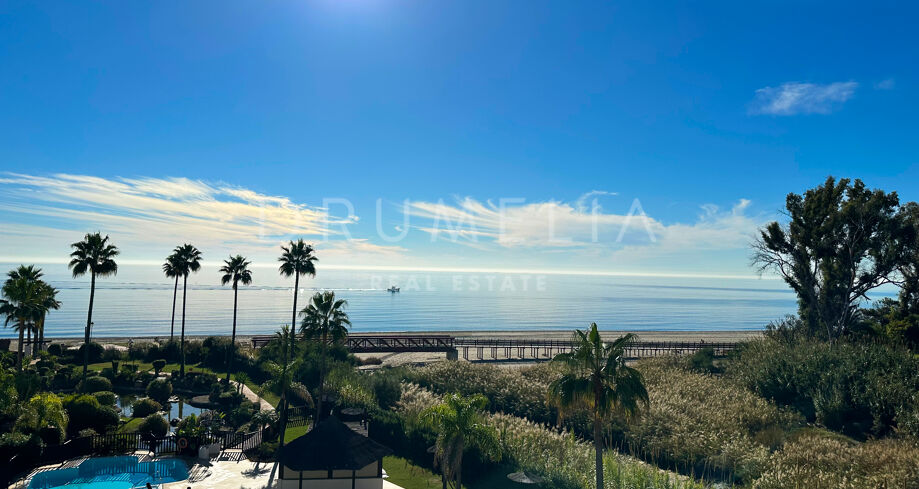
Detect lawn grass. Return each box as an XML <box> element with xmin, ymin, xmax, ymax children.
<box><xmin>382</xmin><ymin>456</ymin><xmax>443</xmax><ymax>489</ymax></box>
<box><xmin>283</xmin><ymin>425</ymin><xmax>310</xmax><ymax>444</ymax></box>
<box><xmin>118</xmin><ymin>417</ymin><xmax>144</xmax><ymax>433</ymax></box>
<box><xmin>382</xmin><ymin>456</ymin><xmax>513</xmax><ymax>489</ymax></box>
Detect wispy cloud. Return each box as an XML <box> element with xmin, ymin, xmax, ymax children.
<box><xmin>750</xmin><ymin>81</ymin><xmax>858</xmax><ymax>115</ymax></box>
<box><xmin>874</xmin><ymin>78</ymin><xmax>895</xmax><ymax>90</ymax></box>
<box><xmin>403</xmin><ymin>194</ymin><xmax>762</xmax><ymax>255</ymax></box>
<box><xmin>0</xmin><ymin>173</ymin><xmax>402</xmax><ymax>263</ymax></box>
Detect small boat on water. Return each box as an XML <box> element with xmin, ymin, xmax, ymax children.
<box><xmin>387</xmin><ymin>286</ymin><xmax>400</xmax><ymax>293</ymax></box>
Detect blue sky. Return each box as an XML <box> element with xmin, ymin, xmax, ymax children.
<box><xmin>1</xmin><ymin>1</ymin><xmax>917</xmax><ymax>277</ymax></box>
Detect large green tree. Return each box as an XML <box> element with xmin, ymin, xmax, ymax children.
<box><xmin>33</xmin><ymin>281</ymin><xmax>61</xmax><ymax>356</ymax></box>
<box><xmin>69</xmin><ymin>233</ymin><xmax>119</xmax><ymax>377</ymax></box>
<box><xmin>753</xmin><ymin>177</ymin><xmax>915</xmax><ymax>340</ymax></box>
<box><xmin>278</xmin><ymin>239</ymin><xmax>317</xmax><ymax>331</ymax></box>
<box><xmin>219</xmin><ymin>255</ymin><xmax>252</xmax><ymax>382</ymax></box>
<box><xmin>172</xmin><ymin>243</ymin><xmax>202</xmax><ymax>377</ymax></box>
<box><xmin>163</xmin><ymin>253</ymin><xmax>182</xmax><ymax>339</ymax></box>
<box><xmin>299</xmin><ymin>291</ymin><xmax>350</xmax><ymax>422</ymax></box>
<box><xmin>549</xmin><ymin>324</ymin><xmax>648</xmax><ymax>489</ymax></box>
<box><xmin>420</xmin><ymin>393</ymin><xmax>500</xmax><ymax>489</ymax></box>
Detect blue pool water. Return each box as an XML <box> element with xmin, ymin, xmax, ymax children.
<box><xmin>28</xmin><ymin>456</ymin><xmax>188</xmax><ymax>489</ymax></box>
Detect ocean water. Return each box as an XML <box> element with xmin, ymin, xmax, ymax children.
<box><xmin>0</xmin><ymin>263</ymin><xmax>819</xmax><ymax>338</ymax></box>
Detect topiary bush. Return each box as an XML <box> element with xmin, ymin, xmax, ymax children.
<box><xmin>152</xmin><ymin>359</ymin><xmax>167</xmax><ymax>375</ymax></box>
<box><xmin>146</xmin><ymin>379</ymin><xmax>173</xmax><ymax>404</ymax></box>
<box><xmin>92</xmin><ymin>391</ymin><xmax>116</xmax><ymax>406</ymax></box>
<box><xmin>131</xmin><ymin>398</ymin><xmax>163</xmax><ymax>418</ymax></box>
<box><xmin>78</xmin><ymin>376</ymin><xmax>113</xmax><ymax>394</ymax></box>
<box><xmin>77</xmin><ymin>342</ymin><xmax>105</xmax><ymax>364</ymax></box>
<box><xmin>62</xmin><ymin>394</ymin><xmax>120</xmax><ymax>435</ymax></box>
<box><xmin>137</xmin><ymin>414</ymin><xmax>169</xmax><ymax>438</ymax></box>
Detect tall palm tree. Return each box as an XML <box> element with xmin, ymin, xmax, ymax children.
<box><xmin>421</xmin><ymin>393</ymin><xmax>500</xmax><ymax>489</ymax></box>
<box><xmin>278</xmin><ymin>239</ymin><xmax>317</xmax><ymax>331</ymax></box>
<box><xmin>219</xmin><ymin>255</ymin><xmax>252</xmax><ymax>383</ymax></box>
<box><xmin>163</xmin><ymin>253</ymin><xmax>182</xmax><ymax>339</ymax></box>
<box><xmin>260</xmin><ymin>325</ymin><xmax>312</xmax><ymax>449</ymax></box>
<box><xmin>68</xmin><ymin>233</ymin><xmax>119</xmax><ymax>378</ymax></box>
<box><xmin>0</xmin><ymin>275</ymin><xmax>40</xmax><ymax>371</ymax></box>
<box><xmin>6</xmin><ymin>266</ymin><xmax>45</xmax><ymax>357</ymax></box>
<box><xmin>299</xmin><ymin>291</ymin><xmax>350</xmax><ymax>422</ymax></box>
<box><xmin>171</xmin><ymin>244</ymin><xmax>202</xmax><ymax>377</ymax></box>
<box><xmin>549</xmin><ymin>323</ymin><xmax>649</xmax><ymax>489</ymax></box>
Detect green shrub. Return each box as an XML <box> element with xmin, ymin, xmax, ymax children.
<box><xmin>146</xmin><ymin>379</ymin><xmax>173</xmax><ymax>404</ymax></box>
<box><xmin>137</xmin><ymin>414</ymin><xmax>169</xmax><ymax>438</ymax></box>
<box><xmin>78</xmin><ymin>376</ymin><xmax>113</xmax><ymax>393</ymax></box>
<box><xmin>152</xmin><ymin>359</ymin><xmax>167</xmax><ymax>375</ymax></box>
<box><xmin>92</xmin><ymin>391</ymin><xmax>116</xmax><ymax>406</ymax></box>
<box><xmin>46</xmin><ymin>344</ymin><xmax>65</xmax><ymax>357</ymax></box>
<box><xmin>131</xmin><ymin>398</ymin><xmax>162</xmax><ymax>418</ymax></box>
<box><xmin>726</xmin><ymin>337</ymin><xmax>919</xmax><ymax>439</ymax></box>
<box><xmin>77</xmin><ymin>342</ymin><xmax>105</xmax><ymax>364</ymax></box>
<box><xmin>63</xmin><ymin>394</ymin><xmax>120</xmax><ymax>434</ymax></box>
<box><xmin>687</xmin><ymin>347</ymin><xmax>718</xmax><ymax>374</ymax></box>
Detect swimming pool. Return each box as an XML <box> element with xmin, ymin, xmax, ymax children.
<box><xmin>28</xmin><ymin>456</ymin><xmax>188</xmax><ymax>489</ymax></box>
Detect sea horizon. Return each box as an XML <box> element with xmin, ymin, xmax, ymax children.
<box><xmin>0</xmin><ymin>262</ymin><xmax>842</xmax><ymax>339</ymax></box>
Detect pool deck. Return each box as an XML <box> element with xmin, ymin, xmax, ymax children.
<box><xmin>17</xmin><ymin>454</ymin><xmax>406</xmax><ymax>489</ymax></box>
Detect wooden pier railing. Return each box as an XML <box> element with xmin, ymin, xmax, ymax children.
<box><xmin>252</xmin><ymin>333</ymin><xmax>737</xmax><ymax>361</ymax></box>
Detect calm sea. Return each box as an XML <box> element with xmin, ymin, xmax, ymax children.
<box><xmin>0</xmin><ymin>263</ymin><xmax>821</xmax><ymax>338</ymax></box>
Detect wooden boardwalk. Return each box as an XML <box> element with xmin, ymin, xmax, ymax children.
<box><xmin>252</xmin><ymin>333</ymin><xmax>736</xmax><ymax>361</ymax></box>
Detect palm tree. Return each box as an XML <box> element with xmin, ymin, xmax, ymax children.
<box><xmin>34</xmin><ymin>282</ymin><xmax>61</xmax><ymax>356</ymax></box>
<box><xmin>421</xmin><ymin>393</ymin><xmax>500</xmax><ymax>489</ymax></box>
<box><xmin>260</xmin><ymin>326</ymin><xmax>312</xmax><ymax>449</ymax></box>
<box><xmin>549</xmin><ymin>323</ymin><xmax>649</xmax><ymax>489</ymax></box>
<box><xmin>299</xmin><ymin>291</ymin><xmax>350</xmax><ymax>422</ymax></box>
<box><xmin>0</xmin><ymin>275</ymin><xmax>40</xmax><ymax>371</ymax></box>
<box><xmin>68</xmin><ymin>233</ymin><xmax>119</xmax><ymax>378</ymax></box>
<box><xmin>278</xmin><ymin>239</ymin><xmax>317</xmax><ymax>331</ymax></box>
<box><xmin>171</xmin><ymin>244</ymin><xmax>202</xmax><ymax>377</ymax></box>
<box><xmin>163</xmin><ymin>253</ymin><xmax>182</xmax><ymax>339</ymax></box>
<box><xmin>219</xmin><ymin>255</ymin><xmax>252</xmax><ymax>383</ymax></box>
<box><xmin>6</xmin><ymin>266</ymin><xmax>46</xmax><ymax>357</ymax></box>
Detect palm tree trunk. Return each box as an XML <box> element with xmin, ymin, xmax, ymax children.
<box><xmin>316</xmin><ymin>332</ymin><xmax>326</xmax><ymax>422</ymax></box>
<box><xmin>83</xmin><ymin>272</ymin><xmax>96</xmax><ymax>378</ymax></box>
<box><xmin>170</xmin><ymin>275</ymin><xmax>179</xmax><ymax>339</ymax></box>
<box><xmin>180</xmin><ymin>273</ymin><xmax>187</xmax><ymax>377</ymax></box>
<box><xmin>456</xmin><ymin>440</ymin><xmax>464</xmax><ymax>489</ymax></box>
<box><xmin>291</xmin><ymin>273</ymin><xmax>299</xmax><ymax>329</ymax></box>
<box><xmin>26</xmin><ymin>326</ymin><xmax>32</xmax><ymax>358</ymax></box>
<box><xmin>17</xmin><ymin>324</ymin><xmax>24</xmax><ymax>371</ymax></box>
<box><xmin>594</xmin><ymin>413</ymin><xmax>603</xmax><ymax>489</ymax></box>
<box><xmin>278</xmin><ymin>394</ymin><xmax>289</xmax><ymax>449</ymax></box>
<box><xmin>38</xmin><ymin>315</ymin><xmax>45</xmax><ymax>354</ymax></box>
<box><xmin>225</xmin><ymin>284</ymin><xmax>238</xmax><ymax>383</ymax></box>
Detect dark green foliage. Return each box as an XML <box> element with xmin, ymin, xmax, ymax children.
<box><xmin>78</xmin><ymin>375</ymin><xmax>112</xmax><ymax>393</ymax></box>
<box><xmin>370</xmin><ymin>371</ymin><xmax>403</xmax><ymax>410</ymax></box>
<box><xmin>46</xmin><ymin>344</ymin><xmax>65</xmax><ymax>357</ymax></box>
<box><xmin>137</xmin><ymin>414</ymin><xmax>169</xmax><ymax>437</ymax></box>
<box><xmin>92</xmin><ymin>391</ymin><xmax>116</xmax><ymax>406</ymax></box>
<box><xmin>152</xmin><ymin>359</ymin><xmax>167</xmax><ymax>374</ymax></box>
<box><xmin>76</xmin><ymin>342</ymin><xmax>105</xmax><ymax>364</ymax></box>
<box><xmin>131</xmin><ymin>398</ymin><xmax>162</xmax><ymax>418</ymax></box>
<box><xmin>146</xmin><ymin>378</ymin><xmax>173</xmax><ymax>404</ymax></box>
<box><xmin>172</xmin><ymin>371</ymin><xmax>217</xmax><ymax>393</ymax></box>
<box><xmin>727</xmin><ymin>336</ymin><xmax>919</xmax><ymax>439</ymax></box>
<box><xmin>687</xmin><ymin>348</ymin><xmax>718</xmax><ymax>374</ymax></box>
<box><xmin>62</xmin><ymin>394</ymin><xmax>119</xmax><ymax>434</ymax></box>
<box><xmin>753</xmin><ymin>177</ymin><xmax>916</xmax><ymax>340</ymax></box>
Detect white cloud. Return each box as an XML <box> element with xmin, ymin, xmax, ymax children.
<box><xmin>403</xmin><ymin>194</ymin><xmax>761</xmax><ymax>255</ymax></box>
<box><xmin>874</xmin><ymin>78</ymin><xmax>896</xmax><ymax>90</ymax></box>
<box><xmin>0</xmin><ymin>173</ymin><xmax>402</xmax><ymax>264</ymax></box>
<box><xmin>750</xmin><ymin>81</ymin><xmax>858</xmax><ymax>115</ymax></box>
